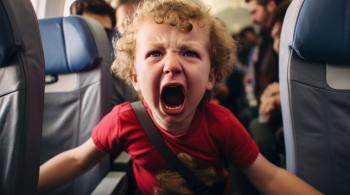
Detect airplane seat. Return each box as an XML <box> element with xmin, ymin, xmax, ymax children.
<box><xmin>0</xmin><ymin>0</ymin><xmax>45</xmax><ymax>195</ymax></box>
<box><xmin>39</xmin><ymin>16</ymin><xmax>114</xmax><ymax>195</ymax></box>
<box><xmin>280</xmin><ymin>0</ymin><xmax>350</xmax><ymax>194</ymax></box>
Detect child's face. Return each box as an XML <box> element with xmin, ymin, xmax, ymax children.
<box><xmin>132</xmin><ymin>19</ymin><xmax>215</xmax><ymax>132</ymax></box>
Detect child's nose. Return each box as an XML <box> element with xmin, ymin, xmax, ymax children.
<box><xmin>163</xmin><ymin>54</ymin><xmax>183</xmax><ymax>75</ymax></box>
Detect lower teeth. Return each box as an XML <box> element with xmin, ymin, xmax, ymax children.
<box><xmin>165</xmin><ymin>104</ymin><xmax>182</xmax><ymax>110</ymax></box>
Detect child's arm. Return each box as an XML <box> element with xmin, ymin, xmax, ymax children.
<box><xmin>244</xmin><ymin>153</ymin><xmax>323</xmax><ymax>195</ymax></box>
<box><xmin>38</xmin><ymin>138</ymin><xmax>105</xmax><ymax>193</ymax></box>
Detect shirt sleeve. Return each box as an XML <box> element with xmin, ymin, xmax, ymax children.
<box><xmin>226</xmin><ymin>114</ymin><xmax>259</xmax><ymax>168</ymax></box>
<box><xmin>208</xmin><ymin>103</ymin><xmax>259</xmax><ymax>168</ymax></box>
<box><xmin>92</xmin><ymin>106</ymin><xmax>123</xmax><ymax>155</ymax></box>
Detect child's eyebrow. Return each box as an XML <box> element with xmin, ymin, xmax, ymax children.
<box><xmin>177</xmin><ymin>42</ymin><xmax>210</xmax><ymax>52</ymax></box>
<box><xmin>177</xmin><ymin>42</ymin><xmax>204</xmax><ymax>49</ymax></box>
<box><xmin>146</xmin><ymin>42</ymin><xmax>164</xmax><ymax>48</ymax></box>
<box><xmin>146</xmin><ymin>41</ymin><xmax>205</xmax><ymax>49</ymax></box>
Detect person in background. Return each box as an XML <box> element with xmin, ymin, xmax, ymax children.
<box><xmin>243</xmin><ymin>0</ymin><xmax>286</xmax><ymax>161</ymax></box>
<box><xmin>258</xmin><ymin>0</ymin><xmax>291</xmax><ymax>123</ymax></box>
<box><xmin>70</xmin><ymin>0</ymin><xmax>116</xmax><ymax>30</ymax></box>
<box><xmin>113</xmin><ymin>0</ymin><xmax>141</xmax><ymax>34</ymax></box>
<box><xmin>237</xmin><ymin>26</ymin><xmax>258</xmax><ymax>68</ymax></box>
<box><xmin>223</xmin><ymin>29</ymin><xmax>258</xmax><ymax>130</ymax></box>
<box><xmin>245</xmin><ymin>0</ymin><xmax>285</xmax><ymax>102</ymax></box>
<box><xmin>232</xmin><ymin>1</ymin><xmax>286</xmax><ymax>194</ymax></box>
<box><xmin>250</xmin><ymin>0</ymin><xmax>291</xmax><ymax>170</ymax></box>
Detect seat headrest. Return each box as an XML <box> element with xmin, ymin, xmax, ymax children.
<box><xmin>293</xmin><ymin>0</ymin><xmax>350</xmax><ymax>64</ymax></box>
<box><xmin>39</xmin><ymin>16</ymin><xmax>100</xmax><ymax>74</ymax></box>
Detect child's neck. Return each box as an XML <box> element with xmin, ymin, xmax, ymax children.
<box><xmin>153</xmin><ymin>112</ymin><xmax>195</xmax><ymax>137</ymax></box>
<box><xmin>163</xmin><ymin>127</ymin><xmax>189</xmax><ymax>137</ymax></box>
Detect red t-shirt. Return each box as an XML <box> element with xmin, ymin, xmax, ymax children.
<box><xmin>92</xmin><ymin>100</ymin><xmax>259</xmax><ymax>195</ymax></box>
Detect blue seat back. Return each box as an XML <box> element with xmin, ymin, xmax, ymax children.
<box><xmin>280</xmin><ymin>0</ymin><xmax>350</xmax><ymax>194</ymax></box>
<box><xmin>39</xmin><ymin>16</ymin><xmax>112</xmax><ymax>195</ymax></box>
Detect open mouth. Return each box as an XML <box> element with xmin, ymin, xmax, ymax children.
<box><xmin>161</xmin><ymin>84</ymin><xmax>185</xmax><ymax>114</ymax></box>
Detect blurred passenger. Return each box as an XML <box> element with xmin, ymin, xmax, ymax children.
<box><xmin>210</xmin><ymin>17</ymin><xmax>234</xmax><ymax>105</ymax></box>
<box><xmin>219</xmin><ymin>45</ymin><xmax>250</xmax><ymax>128</ymax></box>
<box><xmin>257</xmin><ymin>0</ymin><xmax>291</xmax><ymax>123</ymax></box>
<box><xmin>115</xmin><ymin>0</ymin><xmax>141</xmax><ymax>34</ymax></box>
<box><xmin>246</xmin><ymin>0</ymin><xmax>281</xmax><ymax>27</ymax></box>
<box><xmin>233</xmin><ymin>1</ymin><xmax>286</xmax><ymax>194</ymax></box>
<box><xmin>212</xmin><ymin>82</ymin><xmax>229</xmax><ymax>104</ymax></box>
<box><xmin>233</xmin><ymin>0</ymin><xmax>285</xmax><ymax>134</ymax></box>
<box><xmin>70</xmin><ymin>0</ymin><xmax>116</xmax><ymax>30</ymax></box>
<box><xmin>245</xmin><ymin>0</ymin><xmax>285</xmax><ymax>100</ymax></box>
<box><xmin>237</xmin><ymin>26</ymin><xmax>258</xmax><ymax>67</ymax></box>
<box><xmin>250</xmin><ymin>0</ymin><xmax>291</xmax><ymax>169</ymax></box>
<box><xmin>269</xmin><ymin>0</ymin><xmax>289</xmax><ymax>54</ymax></box>
<box><xmin>70</xmin><ymin>0</ymin><xmax>138</xmax><ymax>107</ymax></box>
<box><xmin>70</xmin><ymin>0</ymin><xmax>117</xmax><ymax>55</ymax></box>
<box><xmin>225</xmin><ymin>28</ymin><xmax>258</xmax><ymax>130</ymax></box>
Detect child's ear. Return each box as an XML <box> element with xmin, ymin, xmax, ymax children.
<box><xmin>206</xmin><ymin>70</ymin><xmax>216</xmax><ymax>90</ymax></box>
<box><xmin>131</xmin><ymin>73</ymin><xmax>140</xmax><ymax>91</ymax></box>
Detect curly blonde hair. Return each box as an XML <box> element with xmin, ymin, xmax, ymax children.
<box><xmin>111</xmin><ymin>0</ymin><xmax>235</xmax><ymax>84</ymax></box>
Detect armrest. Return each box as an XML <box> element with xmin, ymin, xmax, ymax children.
<box><xmin>112</xmin><ymin>151</ymin><xmax>132</xmax><ymax>171</ymax></box>
<box><xmin>91</xmin><ymin>172</ymin><xmax>128</xmax><ymax>195</ymax></box>
<box><xmin>111</xmin><ymin>151</ymin><xmax>136</xmax><ymax>195</ymax></box>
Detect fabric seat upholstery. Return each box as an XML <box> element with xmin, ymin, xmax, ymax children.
<box><xmin>280</xmin><ymin>0</ymin><xmax>350</xmax><ymax>194</ymax></box>
<box><xmin>0</xmin><ymin>0</ymin><xmax>45</xmax><ymax>194</ymax></box>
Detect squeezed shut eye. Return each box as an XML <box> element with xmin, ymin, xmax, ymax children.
<box><xmin>161</xmin><ymin>85</ymin><xmax>185</xmax><ymax>107</ymax></box>
<box><xmin>183</xmin><ymin>50</ymin><xmax>199</xmax><ymax>58</ymax></box>
<box><xmin>147</xmin><ymin>50</ymin><xmax>162</xmax><ymax>58</ymax></box>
